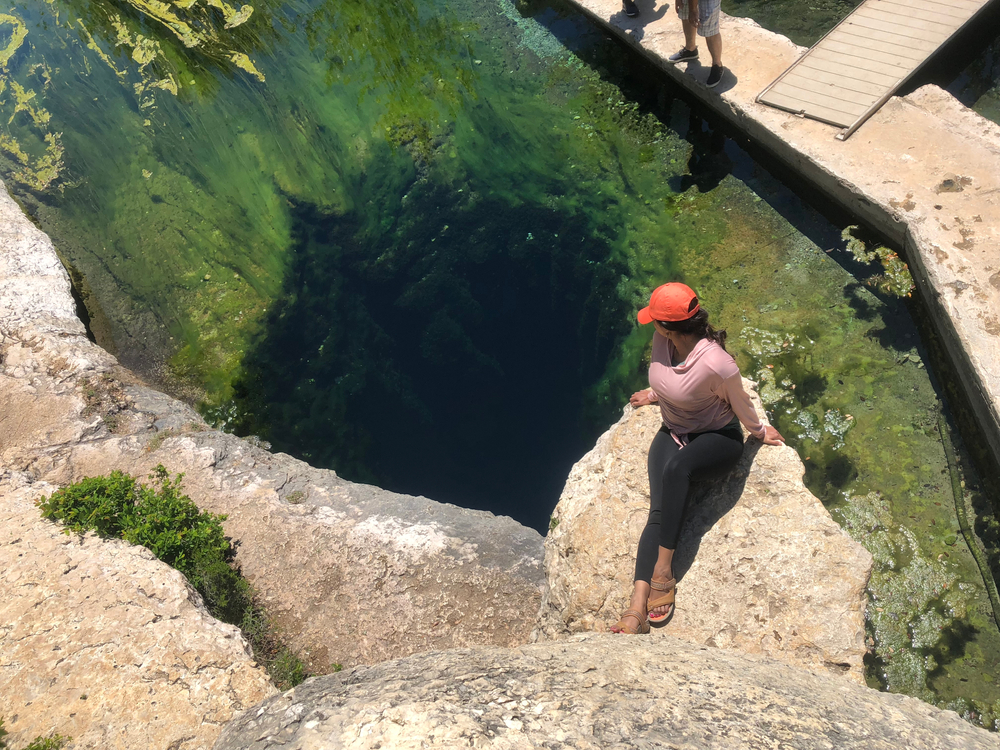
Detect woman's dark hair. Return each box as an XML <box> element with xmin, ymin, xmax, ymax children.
<box><xmin>658</xmin><ymin>309</ymin><xmax>727</xmax><ymax>352</ymax></box>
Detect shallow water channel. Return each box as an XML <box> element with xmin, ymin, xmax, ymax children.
<box><xmin>2</xmin><ymin>0</ymin><xmax>1000</xmax><ymax>725</ymax></box>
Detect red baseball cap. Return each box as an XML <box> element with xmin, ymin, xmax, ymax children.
<box><xmin>637</xmin><ymin>282</ymin><xmax>700</xmax><ymax>324</ymax></box>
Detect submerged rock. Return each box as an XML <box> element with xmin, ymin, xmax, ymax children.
<box><xmin>538</xmin><ymin>392</ymin><xmax>873</xmax><ymax>683</ymax></box>
<box><xmin>212</xmin><ymin>634</ymin><xmax>1000</xmax><ymax>750</ymax></box>
<box><xmin>0</xmin><ymin>476</ymin><xmax>276</xmax><ymax>750</ymax></box>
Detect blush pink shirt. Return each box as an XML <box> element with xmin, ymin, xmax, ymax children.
<box><xmin>649</xmin><ymin>334</ymin><xmax>765</xmax><ymax>445</ymax></box>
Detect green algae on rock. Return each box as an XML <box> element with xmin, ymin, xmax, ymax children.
<box><xmin>0</xmin><ymin>14</ymin><xmax>27</xmax><ymax>69</ymax></box>
<box><xmin>841</xmin><ymin>225</ymin><xmax>915</xmax><ymax>298</ymax></box>
<box><xmin>0</xmin><ymin>16</ymin><xmax>66</xmax><ymax>193</ymax></box>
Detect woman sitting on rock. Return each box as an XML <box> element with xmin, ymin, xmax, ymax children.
<box><xmin>611</xmin><ymin>282</ymin><xmax>785</xmax><ymax>634</ymax></box>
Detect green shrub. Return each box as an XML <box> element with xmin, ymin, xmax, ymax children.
<box><xmin>35</xmin><ymin>471</ymin><xmax>139</xmax><ymax>537</ymax></box>
<box><xmin>36</xmin><ymin>467</ymin><xmax>309</xmax><ymax>690</ymax></box>
<box><xmin>20</xmin><ymin>738</ymin><xmax>68</xmax><ymax>750</ymax></box>
<box><xmin>0</xmin><ymin>719</ymin><xmax>68</xmax><ymax>750</ymax></box>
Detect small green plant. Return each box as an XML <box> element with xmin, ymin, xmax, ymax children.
<box><xmin>145</xmin><ymin>428</ymin><xmax>178</xmax><ymax>454</ymax></box>
<box><xmin>36</xmin><ymin>468</ymin><xmax>310</xmax><ymax>690</ymax></box>
<box><xmin>21</xmin><ymin>737</ymin><xmax>68</xmax><ymax>750</ymax></box>
<box><xmin>548</xmin><ymin>515</ymin><xmax>560</xmax><ymax>531</ymax></box>
<box><xmin>841</xmin><ymin>225</ymin><xmax>915</xmax><ymax>297</ymax></box>
<box><xmin>0</xmin><ymin>719</ymin><xmax>68</xmax><ymax>750</ymax></box>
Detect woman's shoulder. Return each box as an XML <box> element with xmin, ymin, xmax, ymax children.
<box><xmin>700</xmin><ymin>340</ymin><xmax>739</xmax><ymax>377</ymax></box>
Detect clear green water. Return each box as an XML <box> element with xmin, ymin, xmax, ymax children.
<box><xmin>720</xmin><ymin>0</ymin><xmax>862</xmax><ymax>47</ymax></box>
<box><xmin>949</xmin><ymin>34</ymin><xmax>1000</xmax><ymax>126</ymax></box>
<box><xmin>2</xmin><ymin>0</ymin><xmax>1000</xmax><ymax>726</ymax></box>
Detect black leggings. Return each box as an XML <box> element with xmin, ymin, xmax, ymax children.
<box><xmin>634</xmin><ymin>422</ymin><xmax>744</xmax><ymax>583</ymax></box>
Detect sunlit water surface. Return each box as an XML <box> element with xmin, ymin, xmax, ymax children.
<box><xmin>3</xmin><ymin>0</ymin><xmax>1000</xmax><ymax>725</ymax></box>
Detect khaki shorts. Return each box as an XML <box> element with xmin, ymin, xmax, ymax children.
<box><xmin>676</xmin><ymin>0</ymin><xmax>721</xmax><ymax>37</ymax></box>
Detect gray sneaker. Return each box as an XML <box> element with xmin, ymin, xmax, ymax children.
<box><xmin>706</xmin><ymin>65</ymin><xmax>725</xmax><ymax>88</ymax></box>
<box><xmin>667</xmin><ymin>47</ymin><xmax>698</xmax><ymax>64</ymax></box>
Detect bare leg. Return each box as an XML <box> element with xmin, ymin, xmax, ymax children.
<box><xmin>681</xmin><ymin>19</ymin><xmax>698</xmax><ymax>51</ymax></box>
<box><xmin>705</xmin><ymin>33</ymin><xmax>722</xmax><ymax>66</ymax></box>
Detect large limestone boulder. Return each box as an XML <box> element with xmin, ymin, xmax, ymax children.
<box><xmin>0</xmin><ymin>182</ymin><xmax>545</xmax><ymax>676</ymax></box>
<box><xmin>538</xmin><ymin>396</ymin><xmax>873</xmax><ymax>683</ymax></box>
<box><xmin>53</xmin><ymin>421</ymin><xmax>546</xmax><ymax>673</ymax></box>
<box><xmin>0</xmin><ymin>475</ymin><xmax>276</xmax><ymax>750</ymax></box>
<box><xmin>212</xmin><ymin>635</ymin><xmax>1000</xmax><ymax>750</ymax></box>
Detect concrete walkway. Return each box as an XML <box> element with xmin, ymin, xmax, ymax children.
<box><xmin>564</xmin><ymin>0</ymin><xmax>1000</xmax><ymax>469</ymax></box>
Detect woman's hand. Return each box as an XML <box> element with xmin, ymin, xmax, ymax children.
<box><xmin>630</xmin><ymin>389</ymin><xmax>657</xmax><ymax>408</ymax></box>
<box><xmin>760</xmin><ymin>425</ymin><xmax>785</xmax><ymax>446</ymax></box>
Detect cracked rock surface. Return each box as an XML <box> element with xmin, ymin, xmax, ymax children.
<box><xmin>0</xmin><ymin>475</ymin><xmax>276</xmax><ymax>750</ymax></box>
<box><xmin>212</xmin><ymin>635</ymin><xmax>1000</xmax><ymax>750</ymax></box>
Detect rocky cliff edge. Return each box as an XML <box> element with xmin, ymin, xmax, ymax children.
<box><xmin>0</xmin><ymin>182</ymin><xmax>545</xmax><ymax>745</ymax></box>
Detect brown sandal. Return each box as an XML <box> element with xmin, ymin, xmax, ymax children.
<box><xmin>610</xmin><ymin>608</ymin><xmax>650</xmax><ymax>634</ymax></box>
<box><xmin>646</xmin><ymin>578</ymin><xmax>676</xmax><ymax>624</ymax></box>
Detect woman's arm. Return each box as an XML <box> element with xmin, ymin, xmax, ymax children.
<box><xmin>720</xmin><ymin>372</ymin><xmax>785</xmax><ymax>446</ymax></box>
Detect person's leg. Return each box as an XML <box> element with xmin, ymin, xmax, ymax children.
<box><xmin>612</xmin><ymin>428</ymin><xmax>678</xmax><ymax>633</ymax></box>
<box><xmin>646</xmin><ymin>429</ymin><xmax>743</xmax><ymax>618</ymax></box>
<box><xmin>682</xmin><ymin>18</ymin><xmax>698</xmax><ymax>52</ymax></box>
<box><xmin>657</xmin><ymin>431</ymin><xmax>742</xmax><ymax>549</ymax></box>
<box><xmin>705</xmin><ymin>32</ymin><xmax>722</xmax><ymax>66</ymax></box>
<box><xmin>699</xmin><ymin>0</ymin><xmax>723</xmax><ymax>71</ymax></box>
<box><xmin>635</xmin><ymin>427</ymin><xmax>679</xmax><ymax>581</ymax></box>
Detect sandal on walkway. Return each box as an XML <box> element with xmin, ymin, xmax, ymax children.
<box><xmin>646</xmin><ymin>578</ymin><xmax>676</xmax><ymax>624</ymax></box>
<box><xmin>610</xmin><ymin>608</ymin><xmax>649</xmax><ymax>634</ymax></box>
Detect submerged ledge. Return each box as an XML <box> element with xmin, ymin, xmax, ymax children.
<box><xmin>563</xmin><ymin>1</ymin><xmax>1000</xmax><ymax>473</ymax></box>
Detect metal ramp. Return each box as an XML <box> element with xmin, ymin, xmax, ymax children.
<box><xmin>757</xmin><ymin>0</ymin><xmax>994</xmax><ymax>140</ymax></box>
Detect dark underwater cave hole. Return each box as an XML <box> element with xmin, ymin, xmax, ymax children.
<box><xmin>229</xmin><ymin>184</ymin><xmax>638</xmax><ymax>533</ymax></box>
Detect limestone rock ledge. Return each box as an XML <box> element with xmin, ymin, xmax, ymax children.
<box><xmin>212</xmin><ymin>635</ymin><xmax>1000</xmax><ymax>750</ymax></box>
<box><xmin>0</xmin><ymin>474</ymin><xmax>276</xmax><ymax>750</ymax></box>
<box><xmin>538</xmin><ymin>394</ymin><xmax>873</xmax><ymax>684</ymax></box>
<box><xmin>51</xmin><ymin>422</ymin><xmax>547</xmax><ymax>673</ymax></box>
<box><xmin>0</xmin><ymin>181</ymin><xmax>545</xmax><ymax>679</ymax></box>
